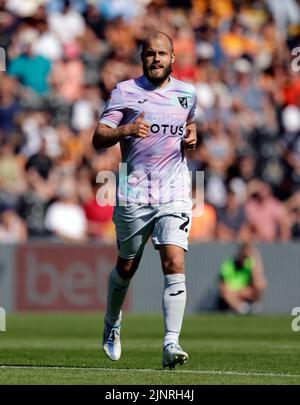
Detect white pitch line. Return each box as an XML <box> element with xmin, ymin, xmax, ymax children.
<box><xmin>0</xmin><ymin>365</ymin><xmax>300</xmax><ymax>379</ymax></box>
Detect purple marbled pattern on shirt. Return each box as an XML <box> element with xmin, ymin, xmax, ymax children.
<box><xmin>99</xmin><ymin>75</ymin><xmax>197</xmax><ymax>204</ymax></box>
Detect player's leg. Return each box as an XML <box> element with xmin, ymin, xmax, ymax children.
<box><xmin>152</xmin><ymin>206</ymin><xmax>191</xmax><ymax>368</ymax></box>
<box><xmin>159</xmin><ymin>245</ymin><xmax>186</xmax><ymax>347</ymax></box>
<box><xmin>105</xmin><ymin>255</ymin><xmax>142</xmax><ymax>326</ymax></box>
<box><xmin>103</xmin><ymin>205</ymin><xmax>155</xmax><ymax>361</ymax></box>
<box><xmin>159</xmin><ymin>244</ymin><xmax>188</xmax><ymax>368</ymax></box>
<box><xmin>102</xmin><ymin>255</ymin><xmax>142</xmax><ymax>361</ymax></box>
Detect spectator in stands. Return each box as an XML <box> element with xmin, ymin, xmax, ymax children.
<box><xmin>219</xmin><ymin>243</ymin><xmax>267</xmax><ymax>314</ymax></box>
<box><xmin>0</xmin><ymin>75</ymin><xmax>20</xmax><ymax>140</ymax></box>
<box><xmin>44</xmin><ymin>177</ymin><xmax>87</xmax><ymax>242</ymax></box>
<box><xmin>25</xmin><ymin>138</ymin><xmax>53</xmax><ymax>180</ymax></box>
<box><xmin>0</xmin><ymin>204</ymin><xmax>27</xmax><ymax>243</ymax></box>
<box><xmin>189</xmin><ymin>185</ymin><xmax>217</xmax><ymax>242</ymax></box>
<box><xmin>281</xmin><ymin>105</ymin><xmax>300</xmax><ymax>194</ymax></box>
<box><xmin>83</xmin><ymin>178</ymin><xmax>115</xmax><ymax>242</ymax></box>
<box><xmin>216</xmin><ymin>185</ymin><xmax>249</xmax><ymax>242</ymax></box>
<box><xmin>234</xmin><ymin>151</ymin><xmax>257</xmax><ymax>184</ymax></box>
<box><xmin>245</xmin><ymin>179</ymin><xmax>291</xmax><ymax>241</ymax></box>
<box><xmin>0</xmin><ymin>141</ymin><xmax>26</xmax><ymax>198</ymax></box>
<box><xmin>8</xmin><ymin>28</ymin><xmax>51</xmax><ymax>95</ymax></box>
<box><xmin>47</xmin><ymin>0</ymin><xmax>86</xmax><ymax>45</ymax></box>
<box><xmin>286</xmin><ymin>191</ymin><xmax>300</xmax><ymax>239</ymax></box>
<box><xmin>17</xmin><ymin>165</ymin><xmax>54</xmax><ymax>238</ymax></box>
<box><xmin>230</xmin><ymin>58</ymin><xmax>265</xmax><ymax>116</ymax></box>
<box><xmin>201</xmin><ymin>119</ymin><xmax>235</xmax><ymax>175</ymax></box>
<box><xmin>220</xmin><ymin>19</ymin><xmax>248</xmax><ymax>59</ymax></box>
<box><xmin>49</xmin><ymin>53</ymin><xmax>85</xmax><ymax>103</ymax></box>
<box><xmin>291</xmin><ymin>206</ymin><xmax>300</xmax><ymax>239</ymax></box>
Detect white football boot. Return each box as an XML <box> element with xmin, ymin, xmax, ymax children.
<box><xmin>162</xmin><ymin>343</ymin><xmax>188</xmax><ymax>369</ymax></box>
<box><xmin>102</xmin><ymin>318</ymin><xmax>121</xmax><ymax>361</ymax></box>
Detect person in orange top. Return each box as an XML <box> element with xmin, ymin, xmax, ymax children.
<box><xmin>189</xmin><ymin>185</ymin><xmax>217</xmax><ymax>242</ymax></box>
<box><xmin>220</xmin><ymin>20</ymin><xmax>246</xmax><ymax>59</ymax></box>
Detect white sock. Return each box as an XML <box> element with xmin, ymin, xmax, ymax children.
<box><xmin>106</xmin><ymin>267</ymin><xmax>131</xmax><ymax>326</ymax></box>
<box><xmin>162</xmin><ymin>273</ymin><xmax>186</xmax><ymax>348</ymax></box>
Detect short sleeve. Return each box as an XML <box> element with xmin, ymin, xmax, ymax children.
<box><xmin>99</xmin><ymin>85</ymin><xmax>124</xmax><ymax>128</ymax></box>
<box><xmin>187</xmin><ymin>91</ymin><xmax>197</xmax><ymax>125</ymax></box>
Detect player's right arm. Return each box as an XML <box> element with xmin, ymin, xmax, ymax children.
<box><xmin>92</xmin><ymin>112</ymin><xmax>149</xmax><ymax>149</ymax></box>
<box><xmin>92</xmin><ymin>84</ymin><xmax>149</xmax><ymax>150</ymax></box>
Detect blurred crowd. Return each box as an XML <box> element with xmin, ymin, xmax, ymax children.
<box><xmin>0</xmin><ymin>0</ymin><xmax>300</xmax><ymax>244</ymax></box>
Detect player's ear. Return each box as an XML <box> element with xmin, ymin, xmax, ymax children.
<box><xmin>171</xmin><ymin>52</ymin><xmax>175</xmax><ymax>64</ymax></box>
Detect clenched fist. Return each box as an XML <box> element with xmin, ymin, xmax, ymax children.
<box><xmin>182</xmin><ymin>127</ymin><xmax>197</xmax><ymax>150</ymax></box>
<box><xmin>125</xmin><ymin>111</ymin><xmax>150</xmax><ymax>138</ymax></box>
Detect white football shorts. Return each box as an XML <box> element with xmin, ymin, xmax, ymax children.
<box><xmin>113</xmin><ymin>200</ymin><xmax>192</xmax><ymax>259</ymax></box>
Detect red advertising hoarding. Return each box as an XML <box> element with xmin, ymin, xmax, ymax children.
<box><xmin>15</xmin><ymin>244</ymin><xmax>131</xmax><ymax>311</ymax></box>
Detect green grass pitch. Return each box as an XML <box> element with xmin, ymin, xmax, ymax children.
<box><xmin>0</xmin><ymin>313</ymin><xmax>299</xmax><ymax>385</ymax></box>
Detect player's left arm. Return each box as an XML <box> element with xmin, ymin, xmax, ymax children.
<box><xmin>182</xmin><ymin>122</ymin><xmax>197</xmax><ymax>150</ymax></box>
<box><xmin>183</xmin><ymin>89</ymin><xmax>197</xmax><ymax>150</ymax></box>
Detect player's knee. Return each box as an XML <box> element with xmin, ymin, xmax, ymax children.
<box><xmin>162</xmin><ymin>255</ymin><xmax>184</xmax><ymax>274</ymax></box>
<box><xmin>116</xmin><ymin>255</ymin><xmax>141</xmax><ymax>279</ymax></box>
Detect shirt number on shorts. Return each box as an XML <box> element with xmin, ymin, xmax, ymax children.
<box><xmin>179</xmin><ymin>213</ymin><xmax>190</xmax><ymax>233</ymax></box>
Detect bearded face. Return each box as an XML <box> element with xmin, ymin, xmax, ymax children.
<box><xmin>142</xmin><ymin>37</ymin><xmax>175</xmax><ymax>86</ymax></box>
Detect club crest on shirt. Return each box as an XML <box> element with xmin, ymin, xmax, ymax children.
<box><xmin>178</xmin><ymin>97</ymin><xmax>188</xmax><ymax>109</ymax></box>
